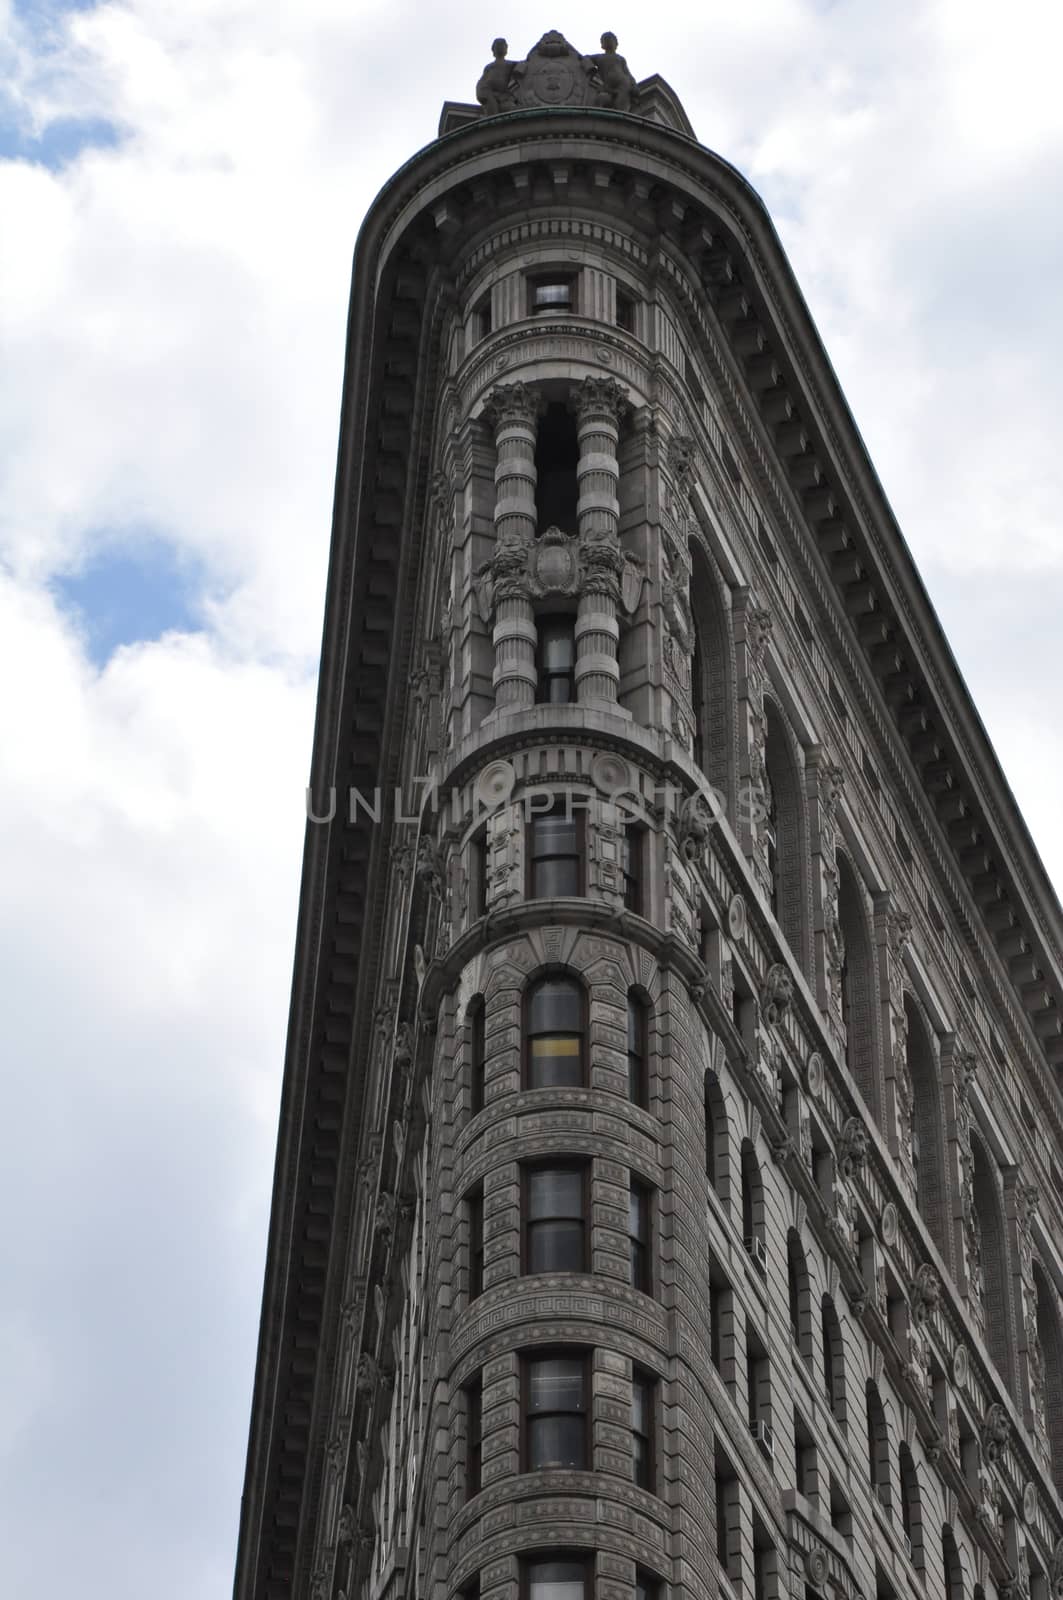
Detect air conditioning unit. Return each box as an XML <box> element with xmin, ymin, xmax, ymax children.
<box><xmin>744</xmin><ymin>1235</ymin><xmax>767</xmax><ymax>1271</ymax></box>
<box><xmin>750</xmin><ymin>1419</ymin><xmax>774</xmax><ymax>1459</ymax></box>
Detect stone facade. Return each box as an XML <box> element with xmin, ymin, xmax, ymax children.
<box><xmin>233</xmin><ymin>34</ymin><xmax>1063</xmax><ymax>1600</ymax></box>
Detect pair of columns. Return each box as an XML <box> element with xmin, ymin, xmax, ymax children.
<box><xmin>485</xmin><ymin>376</ymin><xmax>627</xmax><ymax>712</ymax></box>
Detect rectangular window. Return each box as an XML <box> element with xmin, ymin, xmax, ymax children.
<box><xmin>466</xmin><ymin>1374</ymin><xmax>483</xmax><ymax>1498</ymax></box>
<box><xmin>536</xmin><ymin>615</ymin><xmax>577</xmax><ymax>704</ymax></box>
<box><xmin>632</xmin><ymin>1369</ymin><xmax>655</xmax><ymax>1490</ymax></box>
<box><xmin>530</xmin><ymin>277</ymin><xmax>575</xmax><ymax>315</ymax></box>
<box><xmin>469</xmin><ymin>829</ymin><xmax>488</xmax><ymax>919</ymax></box>
<box><xmin>529</xmin><ymin>803</ymin><xmax>584</xmax><ymax>898</ymax></box>
<box><xmin>524</xmin><ymin>1353</ymin><xmax>589</xmax><ymax>1471</ymax></box>
<box><xmin>476</xmin><ymin>293</ymin><xmax>492</xmax><ymax>340</ymax></box>
<box><xmin>635</xmin><ymin>1575</ymin><xmax>660</xmax><ymax>1600</ymax></box>
<box><xmin>629</xmin><ymin>1178</ymin><xmax>651</xmax><ymax>1294</ymax></box>
<box><xmin>522</xmin><ymin>1556</ymin><xmax>589</xmax><ymax>1600</ymax></box>
<box><xmin>469</xmin><ymin>997</ymin><xmax>486</xmax><ymax>1115</ymax></box>
<box><xmin>524</xmin><ymin>1165</ymin><xmax>587</xmax><ymax>1274</ymax></box>
<box><xmin>468</xmin><ymin>1187</ymin><xmax>484</xmax><ymax>1301</ymax></box>
<box><xmin>627</xmin><ymin>993</ymin><xmax>648</xmax><ymax>1107</ymax></box>
<box><xmin>526</xmin><ymin>975</ymin><xmax>584</xmax><ymax>1088</ymax></box>
<box><xmin>616</xmin><ymin>290</ymin><xmax>636</xmax><ymax>333</ymax></box>
<box><xmin>621</xmin><ymin>824</ymin><xmax>645</xmax><ymax>914</ymax></box>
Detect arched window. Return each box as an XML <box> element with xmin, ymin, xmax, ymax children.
<box><xmin>627</xmin><ymin>989</ymin><xmax>650</xmax><ymax>1108</ymax></box>
<box><xmin>689</xmin><ymin>540</ymin><xmax>734</xmax><ymax>808</ymax></box>
<box><xmin>971</xmin><ymin>1136</ymin><xmax>1016</xmax><ymax>1395</ymax></box>
<box><xmin>525</xmin><ymin>976</ymin><xmax>585</xmax><ymax>1089</ymax></box>
<box><xmin>787</xmin><ymin>1230</ymin><xmax>813</xmax><ymax>1364</ymax></box>
<box><xmin>837</xmin><ymin>853</ymin><xmax>879</xmax><ymax>1115</ymax></box>
<box><xmin>898</xmin><ymin>1442</ymin><xmax>924</xmax><ymax>1570</ymax></box>
<box><xmin>468</xmin><ymin>995</ymin><xmax>486</xmax><ymax>1115</ymax></box>
<box><xmin>763</xmin><ymin>701</ymin><xmax>809</xmax><ymax>974</ymax></box>
<box><xmin>705</xmin><ymin>1068</ymin><xmax>728</xmax><ymax>1199</ymax></box>
<box><xmin>904</xmin><ymin>995</ymin><xmax>947</xmax><ymax>1260</ymax></box>
<box><xmin>942</xmin><ymin>1524</ymin><xmax>963</xmax><ymax>1600</ymax></box>
<box><xmin>866</xmin><ymin>1380</ymin><xmax>890</xmax><ymax>1508</ymax></box>
<box><xmin>741</xmin><ymin>1139</ymin><xmax>765</xmax><ymax>1269</ymax></box>
<box><xmin>821</xmin><ymin>1295</ymin><xmax>846</xmax><ymax>1426</ymax></box>
<box><xmin>1033</xmin><ymin>1263</ymin><xmax>1063</xmax><ymax>1490</ymax></box>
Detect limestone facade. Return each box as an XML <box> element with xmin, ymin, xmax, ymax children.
<box><xmin>233</xmin><ymin>36</ymin><xmax>1063</xmax><ymax>1600</ymax></box>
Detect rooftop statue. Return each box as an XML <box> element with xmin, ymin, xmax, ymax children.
<box><xmin>474</xmin><ymin>30</ymin><xmax>638</xmax><ymax>115</ymax></box>
<box><xmin>475</xmin><ymin>38</ymin><xmax>520</xmax><ymax>115</ymax></box>
<box><xmin>589</xmin><ymin>32</ymin><xmax>637</xmax><ymax>111</ymax></box>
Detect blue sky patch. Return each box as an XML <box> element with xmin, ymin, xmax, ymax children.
<box><xmin>53</xmin><ymin>538</ymin><xmax>205</xmax><ymax>666</ymax></box>
<box><xmin>0</xmin><ymin>113</ymin><xmax>121</xmax><ymax>169</ymax></box>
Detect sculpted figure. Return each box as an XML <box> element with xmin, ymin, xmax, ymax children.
<box><xmin>590</xmin><ymin>32</ymin><xmax>637</xmax><ymax>111</ymax></box>
<box><xmin>476</xmin><ymin>38</ymin><xmax>518</xmax><ymax>114</ymax></box>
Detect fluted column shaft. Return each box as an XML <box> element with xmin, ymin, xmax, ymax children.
<box><xmin>486</xmin><ymin>384</ymin><xmax>540</xmax><ymax>710</ymax></box>
<box><xmin>572</xmin><ymin>378</ymin><xmax>626</xmax><ymax>708</ymax></box>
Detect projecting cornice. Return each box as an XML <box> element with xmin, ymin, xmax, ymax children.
<box><xmin>233</xmin><ymin>103</ymin><xmax>1063</xmax><ymax>1598</ymax></box>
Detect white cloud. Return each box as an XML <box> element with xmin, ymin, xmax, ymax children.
<box><xmin>1</xmin><ymin>3</ymin><xmax>1061</xmax><ymax>1595</ymax></box>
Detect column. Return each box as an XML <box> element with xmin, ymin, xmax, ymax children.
<box><xmin>484</xmin><ymin>383</ymin><xmax>540</xmax><ymax>712</ymax></box>
<box><xmin>572</xmin><ymin>376</ymin><xmax>627</xmax><ymax>710</ymax></box>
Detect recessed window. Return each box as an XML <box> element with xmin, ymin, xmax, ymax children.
<box><xmin>525</xmin><ymin>975</ymin><xmax>585</xmax><ymax>1088</ymax></box>
<box><xmin>627</xmin><ymin>990</ymin><xmax>649</xmax><ymax>1107</ymax></box>
<box><xmin>467</xmin><ymin>1187</ymin><xmax>484</xmax><ymax>1301</ymax></box>
<box><xmin>524</xmin><ymin>1353</ymin><xmax>589</xmax><ymax>1470</ymax></box>
<box><xmin>629</xmin><ymin>1178</ymin><xmax>652</xmax><ymax>1294</ymax></box>
<box><xmin>522</xmin><ymin>1555</ymin><xmax>589</xmax><ymax>1600</ymax></box>
<box><xmin>536</xmin><ymin>615</ymin><xmax>577</xmax><ymax>704</ymax></box>
<box><xmin>531</xmin><ymin>277</ymin><xmax>575</xmax><ymax>315</ymax></box>
<box><xmin>621</xmin><ymin>825</ymin><xmax>645</xmax><ymax>914</ymax></box>
<box><xmin>528</xmin><ymin>803</ymin><xmax>584</xmax><ymax>898</ymax></box>
<box><xmin>524</xmin><ymin>1165</ymin><xmax>587</xmax><ymax>1273</ymax></box>
<box><xmin>469</xmin><ymin>995</ymin><xmax>486</xmax><ymax>1115</ymax></box>
<box><xmin>466</xmin><ymin>1373</ymin><xmax>483</xmax><ymax>1498</ymax></box>
<box><xmin>635</xmin><ymin>1576</ymin><xmax>660</xmax><ymax>1600</ymax></box>
<box><xmin>632</xmin><ymin>1369</ymin><xmax>655</xmax><ymax>1490</ymax></box>
<box><xmin>476</xmin><ymin>293</ymin><xmax>492</xmax><ymax>340</ymax></box>
<box><xmin>469</xmin><ymin>829</ymin><xmax>488</xmax><ymax>918</ymax></box>
<box><xmin>616</xmin><ymin>290</ymin><xmax>636</xmax><ymax>333</ymax></box>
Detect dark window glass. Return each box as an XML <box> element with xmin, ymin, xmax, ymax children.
<box><xmin>616</xmin><ymin>291</ymin><xmax>636</xmax><ymax>333</ymax></box>
<box><xmin>627</xmin><ymin>992</ymin><xmax>648</xmax><ymax>1107</ymax></box>
<box><xmin>524</xmin><ymin>1557</ymin><xmax>588</xmax><ymax>1600</ymax></box>
<box><xmin>469</xmin><ymin>996</ymin><xmax>485</xmax><ymax>1115</ymax></box>
<box><xmin>632</xmin><ymin>1371</ymin><xmax>654</xmax><ymax>1489</ymax></box>
<box><xmin>535</xmin><ymin>401</ymin><xmax>579</xmax><ymax>532</ymax></box>
<box><xmin>526</xmin><ymin>1166</ymin><xmax>586</xmax><ymax>1273</ymax></box>
<box><xmin>537</xmin><ymin>616</ymin><xmax>577</xmax><ymax>704</ymax></box>
<box><xmin>529</xmin><ymin>806</ymin><xmax>582</xmax><ymax>899</ymax></box>
<box><xmin>635</xmin><ymin>1577</ymin><xmax>658</xmax><ymax>1600</ymax></box>
<box><xmin>468</xmin><ymin>1189</ymin><xmax>484</xmax><ymax>1301</ymax></box>
<box><xmin>629</xmin><ymin>1179</ymin><xmax>651</xmax><ymax>1293</ymax></box>
<box><xmin>470</xmin><ymin>831</ymin><xmax>488</xmax><ymax>918</ymax></box>
<box><xmin>467</xmin><ymin>1376</ymin><xmax>482</xmax><ymax>1498</ymax></box>
<box><xmin>526</xmin><ymin>976</ymin><xmax>584</xmax><ymax>1088</ymax></box>
<box><xmin>477</xmin><ymin>294</ymin><xmax>492</xmax><ymax>340</ymax></box>
<box><xmin>525</xmin><ymin>1355</ymin><xmax>587</xmax><ymax>1470</ymax></box>
<box><xmin>621</xmin><ymin>826</ymin><xmax>644</xmax><ymax>914</ymax></box>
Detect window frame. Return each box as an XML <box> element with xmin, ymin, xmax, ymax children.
<box><xmin>522</xmin><ymin>1161</ymin><xmax>589</xmax><ymax>1276</ymax></box>
<box><xmin>628</xmin><ymin>1176</ymin><xmax>652</xmax><ymax>1295</ymax></box>
<box><xmin>467</xmin><ymin>1186</ymin><xmax>484</xmax><ymax>1302</ymax></box>
<box><xmin>535</xmin><ymin>613</ymin><xmax>578</xmax><ymax>705</ymax></box>
<box><xmin>528</xmin><ymin>273</ymin><xmax>577</xmax><ymax>317</ymax></box>
<box><xmin>522</xmin><ymin>1350</ymin><xmax>591</xmax><ymax>1474</ymax></box>
<box><xmin>631</xmin><ymin>1367</ymin><xmax>656</xmax><ymax>1492</ymax></box>
<box><xmin>621</xmin><ymin>823</ymin><xmax>646</xmax><ymax>915</ymax></box>
<box><xmin>627</xmin><ymin>989</ymin><xmax>649</xmax><ymax>1108</ymax></box>
<box><xmin>520</xmin><ymin>1554</ymin><xmax>591</xmax><ymax>1600</ymax></box>
<box><xmin>523</xmin><ymin>974</ymin><xmax>587</xmax><ymax>1090</ymax></box>
<box><xmin>527</xmin><ymin>800</ymin><xmax>586</xmax><ymax>900</ymax></box>
<box><xmin>468</xmin><ymin>995</ymin><xmax>486</xmax><ymax>1116</ymax></box>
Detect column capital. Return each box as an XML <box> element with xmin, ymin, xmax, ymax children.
<box><xmin>569</xmin><ymin>374</ymin><xmax>629</xmax><ymax>425</ymax></box>
<box><xmin>483</xmin><ymin>381</ymin><xmax>543</xmax><ymax>432</ymax></box>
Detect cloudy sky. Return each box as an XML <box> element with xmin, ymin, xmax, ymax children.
<box><xmin>1</xmin><ymin>0</ymin><xmax>1061</xmax><ymax>1594</ymax></box>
